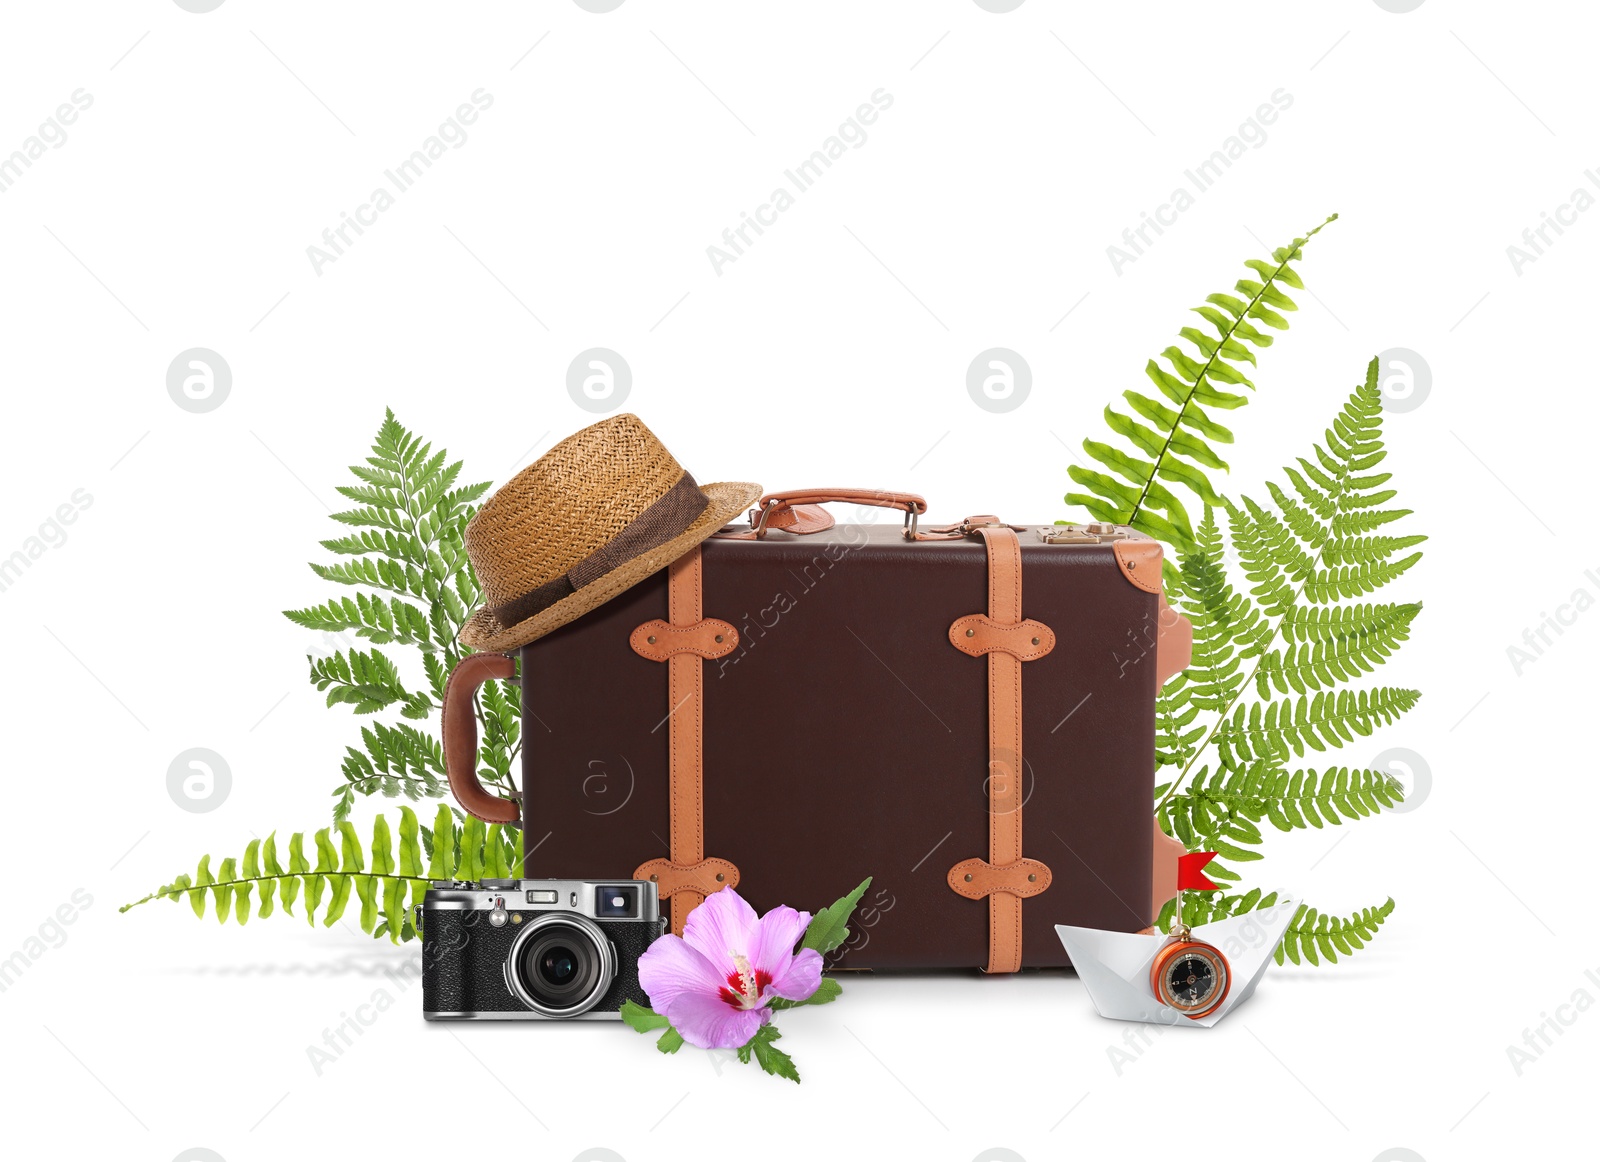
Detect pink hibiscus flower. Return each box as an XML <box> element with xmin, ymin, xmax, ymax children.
<box><xmin>637</xmin><ymin>887</ymin><xmax>824</xmax><ymax>1049</ymax></box>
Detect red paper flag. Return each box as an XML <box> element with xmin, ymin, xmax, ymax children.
<box><xmin>1176</xmin><ymin>851</ymin><xmax>1220</xmax><ymax>891</ymax></box>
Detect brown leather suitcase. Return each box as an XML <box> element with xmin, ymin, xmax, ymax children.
<box><xmin>444</xmin><ymin>490</ymin><xmax>1191</xmax><ymax>971</ymax></box>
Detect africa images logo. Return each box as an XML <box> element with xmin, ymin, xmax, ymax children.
<box><xmin>967</xmin><ymin>348</ymin><xmax>1031</xmax><ymax>413</ymax></box>
<box><xmin>167</xmin><ymin>348</ymin><xmax>232</xmax><ymax>413</ymax></box>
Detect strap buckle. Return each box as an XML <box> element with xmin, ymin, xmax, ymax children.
<box><xmin>752</xmin><ymin>501</ymin><xmax>775</xmax><ymax>539</ymax></box>
<box><xmin>956</xmin><ymin>515</ymin><xmax>1017</xmax><ymax>536</ymax></box>
<box><xmin>914</xmin><ymin>515</ymin><xmax>1018</xmax><ymax>542</ymax></box>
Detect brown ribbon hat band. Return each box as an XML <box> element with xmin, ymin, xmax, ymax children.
<box><xmin>458</xmin><ymin>414</ymin><xmax>761</xmax><ymax>653</ymax></box>
<box><xmin>488</xmin><ymin>472</ymin><xmax>710</xmax><ymax>627</ymax></box>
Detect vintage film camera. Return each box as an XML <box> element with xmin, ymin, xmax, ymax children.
<box><xmin>420</xmin><ymin>878</ymin><xmax>663</xmax><ymax>1020</ymax></box>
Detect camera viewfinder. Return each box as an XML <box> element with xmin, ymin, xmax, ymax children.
<box><xmin>594</xmin><ymin>885</ymin><xmax>638</xmax><ymax>918</ymax></box>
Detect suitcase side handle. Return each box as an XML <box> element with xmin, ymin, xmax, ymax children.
<box><xmin>746</xmin><ymin>488</ymin><xmax>928</xmax><ymax>539</ymax></box>
<box><xmin>441</xmin><ymin>652</ymin><xmax>521</xmax><ymax>824</ymax></box>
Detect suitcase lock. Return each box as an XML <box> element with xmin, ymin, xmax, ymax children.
<box><xmin>1040</xmin><ymin>522</ymin><xmax>1131</xmax><ymax>544</ymax></box>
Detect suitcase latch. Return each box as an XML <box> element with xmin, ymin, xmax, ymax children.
<box><xmin>1040</xmin><ymin>522</ymin><xmax>1132</xmax><ymax>544</ymax></box>
<box><xmin>958</xmin><ymin>516</ymin><xmax>1010</xmax><ymax>533</ymax></box>
<box><xmin>911</xmin><ymin>514</ymin><xmax>1023</xmax><ymax>540</ymax></box>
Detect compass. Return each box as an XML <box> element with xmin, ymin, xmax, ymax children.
<box><xmin>1149</xmin><ymin>934</ymin><xmax>1231</xmax><ymax>1019</ymax></box>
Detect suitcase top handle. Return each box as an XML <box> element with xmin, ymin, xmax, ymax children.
<box><xmin>734</xmin><ymin>489</ymin><xmax>1012</xmax><ymax>542</ymax></box>
<box><xmin>742</xmin><ymin>488</ymin><xmax>926</xmax><ymax>540</ymax></box>
<box><xmin>754</xmin><ymin>488</ymin><xmax>928</xmax><ymax>514</ymax></box>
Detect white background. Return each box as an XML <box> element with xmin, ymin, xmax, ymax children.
<box><xmin>0</xmin><ymin>3</ymin><xmax>1591</xmax><ymax>1160</ymax></box>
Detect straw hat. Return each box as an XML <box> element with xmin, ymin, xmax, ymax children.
<box><xmin>458</xmin><ymin>414</ymin><xmax>759</xmax><ymax>652</ymax></box>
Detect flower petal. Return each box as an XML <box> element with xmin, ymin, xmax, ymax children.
<box><xmin>765</xmin><ymin>946</ymin><xmax>824</xmax><ymax>1002</ymax></box>
<box><xmin>663</xmin><ymin>989</ymin><xmax>767</xmax><ymax>1050</ymax></box>
<box><xmin>636</xmin><ymin>932</ymin><xmax>725</xmax><ymax>1015</ymax></box>
<box><xmin>680</xmin><ymin>886</ymin><xmax>758</xmax><ymax>971</ymax></box>
<box><xmin>746</xmin><ymin>905</ymin><xmax>811</xmax><ymax>981</ymax></box>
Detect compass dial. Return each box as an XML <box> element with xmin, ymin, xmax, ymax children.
<box><xmin>1150</xmin><ymin>939</ymin><xmax>1231</xmax><ymax>1019</ymax></box>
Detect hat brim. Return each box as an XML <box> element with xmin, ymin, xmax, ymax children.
<box><xmin>458</xmin><ymin>480</ymin><xmax>762</xmax><ymax>653</ymax></box>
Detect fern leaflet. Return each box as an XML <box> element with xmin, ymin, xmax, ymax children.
<box><xmin>1138</xmin><ymin>358</ymin><xmax>1422</xmax><ymax>967</ymax></box>
<box><xmin>281</xmin><ymin>411</ymin><xmax>516</xmax><ymax>817</ymax></box>
<box><xmin>1153</xmin><ymin>889</ymin><xmax>1396</xmax><ymax>967</ymax></box>
<box><xmin>1065</xmin><ymin>214</ymin><xmax>1335</xmax><ymax>551</ymax></box>
<box><xmin>120</xmin><ymin>805</ymin><xmax>520</xmax><ymax>942</ymax></box>
<box><xmin>1157</xmin><ymin>360</ymin><xmax>1425</xmax><ymax>803</ymax></box>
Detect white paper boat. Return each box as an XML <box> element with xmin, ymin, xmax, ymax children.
<box><xmin>1055</xmin><ymin>896</ymin><xmax>1299</xmax><ymax>1028</ymax></box>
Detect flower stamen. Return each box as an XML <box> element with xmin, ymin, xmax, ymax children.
<box><xmin>718</xmin><ymin>951</ymin><xmax>774</xmax><ymax>1010</ymax></box>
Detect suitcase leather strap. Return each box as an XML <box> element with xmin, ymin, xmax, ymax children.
<box><xmin>947</xmin><ymin>524</ymin><xmax>1054</xmax><ymax>973</ymax></box>
<box><xmin>630</xmin><ymin>547</ymin><xmax>741</xmax><ymax>935</ymax></box>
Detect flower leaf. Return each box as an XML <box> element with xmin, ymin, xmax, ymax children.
<box><xmin>800</xmin><ymin>876</ymin><xmax>872</xmax><ymax>954</ymax></box>
<box><xmin>749</xmin><ymin>1025</ymin><xmax>800</xmax><ymax>1084</ymax></box>
<box><xmin>767</xmin><ymin>977</ymin><xmax>843</xmax><ymax>1010</ymax></box>
<box><xmin>621</xmin><ymin>999</ymin><xmax>686</xmax><ymax>1054</ymax></box>
<box><xmin>619</xmin><ymin>999</ymin><xmax>670</xmax><ymax>1033</ymax></box>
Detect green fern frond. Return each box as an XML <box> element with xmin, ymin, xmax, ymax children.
<box><xmin>477</xmin><ymin>676</ymin><xmax>523</xmax><ymax>791</ymax></box>
<box><xmin>1176</xmin><ymin>512</ymin><xmax>1272</xmax><ymax>708</ymax></box>
<box><xmin>1276</xmin><ymin>898</ymin><xmax>1396</xmax><ymax>966</ymax></box>
<box><xmin>319</xmin><ymin>528</ymin><xmax>426</xmax><ymax>564</ymax></box>
<box><xmin>309</xmin><ymin>555</ymin><xmax>428</xmax><ymax>599</ymax></box>
<box><xmin>1157</xmin><ymin>359</ymin><xmax>1425</xmax><ymax>784</ymax></box>
<box><xmin>1214</xmin><ymin>686</ymin><xmax>1420</xmax><ymax>766</ymax></box>
<box><xmin>1161</xmin><ymin>763</ymin><xmax>1263</xmax><ymax>856</ymax></box>
<box><xmin>284</xmin><ymin>592</ymin><xmax>433</xmax><ymax>648</ymax></box>
<box><xmin>286</xmin><ymin>409</ymin><xmax>490</xmax><ymax>658</ymax></box>
<box><xmin>120</xmin><ymin>805</ymin><xmax>520</xmax><ymax>942</ymax></box>
<box><xmin>1300</xmin><ymin>552</ymin><xmax>1425</xmax><ymax>605</ymax></box>
<box><xmin>1154</xmin><ymin>890</ymin><xmax>1395</xmax><ymax>967</ymax></box>
<box><xmin>327</xmin><ymin>504</ymin><xmax>415</xmax><ymax>535</ymax></box>
<box><xmin>1321</xmin><ymin>532</ymin><xmax>1427</xmax><ymax>567</ymax></box>
<box><xmin>1065</xmin><ymin>214</ymin><xmax>1336</xmax><ymax>551</ymax></box>
<box><xmin>1256</xmin><ymin>602</ymin><xmax>1420</xmax><ymax>695</ymax></box>
<box><xmin>1258</xmin><ymin>766</ymin><xmax>1405</xmax><ymax>830</ymax></box>
<box><xmin>1161</xmin><ymin>763</ymin><xmax>1405</xmax><ymax>847</ymax></box>
<box><xmin>1329</xmin><ymin>505</ymin><xmax>1413</xmax><ymax>537</ymax></box>
<box><xmin>309</xmin><ymin>648</ymin><xmax>431</xmax><ymax>717</ymax></box>
<box><xmin>1147</xmin><ymin>361</ymin><xmax>1422</xmax><ymax>970</ymax></box>
<box><xmin>1161</xmin><ymin>885</ymin><xmax>1279</xmax><ymax>932</ymax></box>
<box><xmin>333</xmin><ymin>722</ymin><xmax>448</xmax><ymax>820</ymax></box>
<box><xmin>1228</xmin><ymin>499</ymin><xmax>1312</xmax><ymax>617</ymax></box>
<box><xmin>281</xmin><ymin>410</ymin><xmax>513</xmax><ymax>817</ymax></box>
<box><xmin>1154</xmin><ymin>673</ymin><xmax>1205</xmax><ymax>771</ymax></box>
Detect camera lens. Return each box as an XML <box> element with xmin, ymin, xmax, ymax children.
<box><xmin>539</xmin><ymin>946</ymin><xmax>578</xmax><ymax>985</ymax></box>
<box><xmin>507</xmin><ymin>916</ymin><xmax>615</xmax><ymax>1018</ymax></box>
